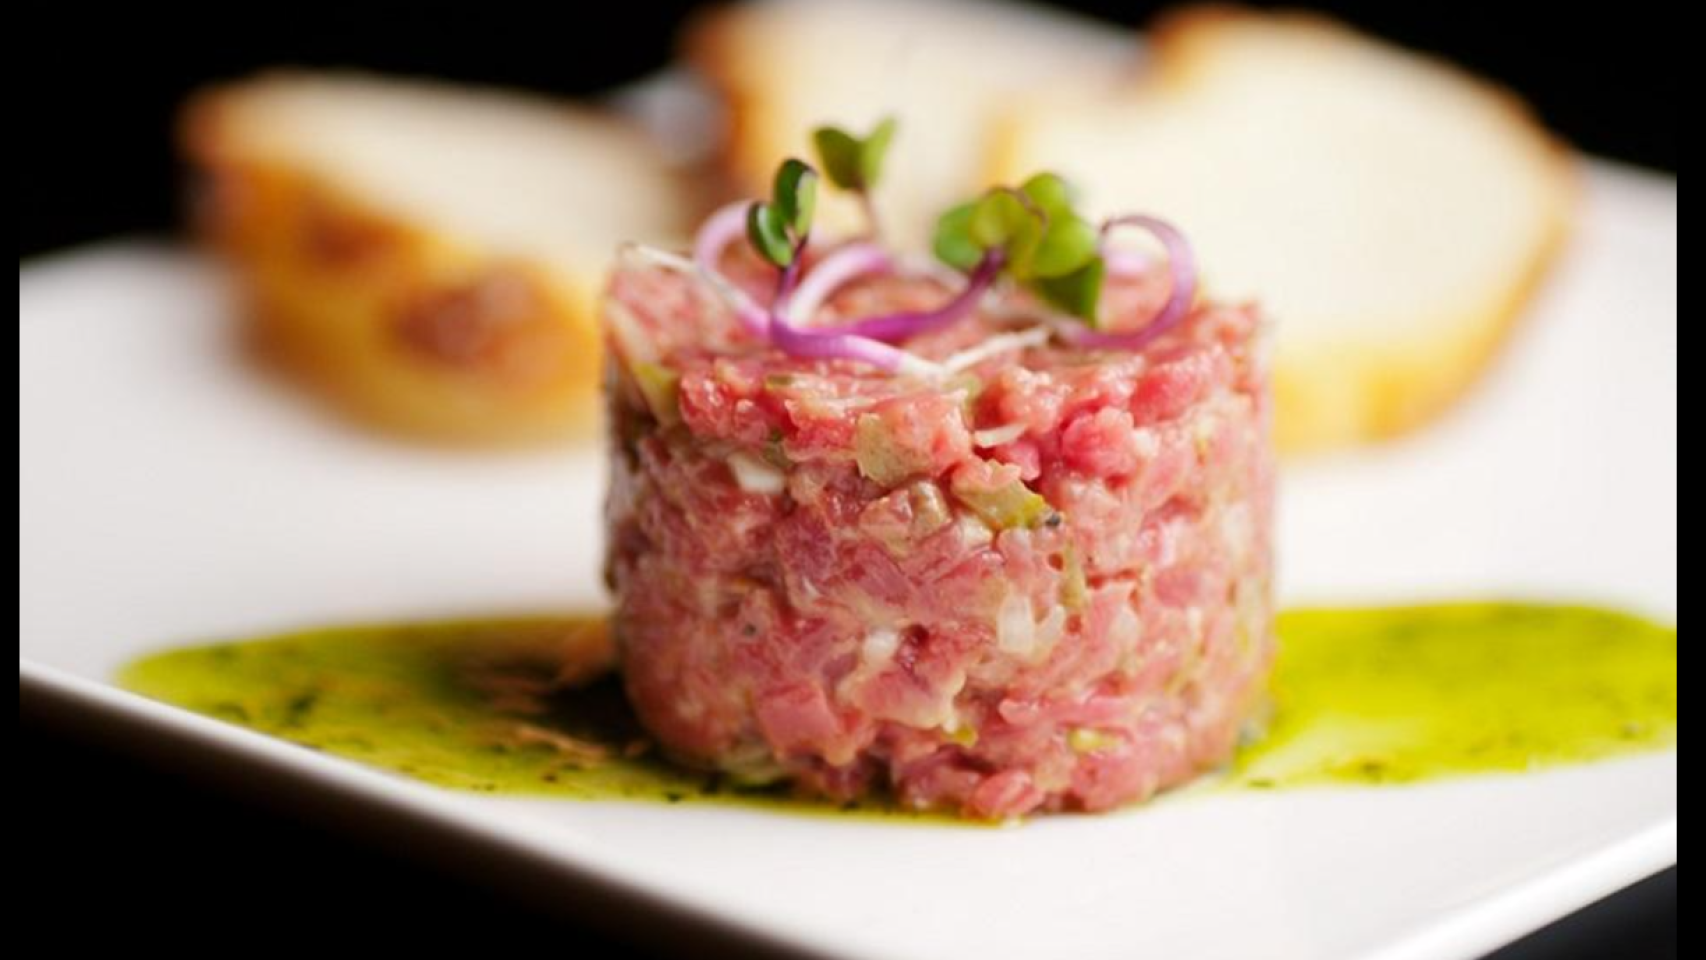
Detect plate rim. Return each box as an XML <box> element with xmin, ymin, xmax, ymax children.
<box><xmin>19</xmin><ymin>175</ymin><xmax>1679</xmax><ymax>959</ymax></box>
<box><xmin>21</xmin><ymin>654</ymin><xmax>1676</xmax><ymax>960</ymax></box>
<box><xmin>19</xmin><ymin>657</ymin><xmax>834</xmax><ymax>960</ymax></box>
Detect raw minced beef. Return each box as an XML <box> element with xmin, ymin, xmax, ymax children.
<box><xmin>603</xmin><ymin>249</ymin><xmax>1274</xmax><ymax>818</ymax></box>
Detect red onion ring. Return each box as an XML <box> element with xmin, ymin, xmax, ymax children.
<box><xmin>1067</xmin><ymin>215</ymin><xmax>1198</xmax><ymax>351</ymax></box>
<box><xmin>683</xmin><ymin>200</ymin><xmax>1195</xmax><ymax>371</ymax></box>
<box><xmin>785</xmin><ymin>243</ymin><xmax>894</xmax><ymax>324</ymax></box>
<box><xmin>692</xmin><ymin>201</ymin><xmax>769</xmax><ymax>337</ymax></box>
<box><xmin>768</xmin><ymin>314</ymin><xmax>934</xmax><ymax>375</ymax></box>
<box><xmin>839</xmin><ymin>251</ymin><xmax>1004</xmax><ymax>342</ymax></box>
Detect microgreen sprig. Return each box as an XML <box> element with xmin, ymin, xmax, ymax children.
<box><xmin>812</xmin><ymin>116</ymin><xmax>896</xmax><ymax>238</ymax></box>
<box><xmin>746</xmin><ymin>158</ymin><xmax>820</xmax><ymax>308</ymax></box>
<box><xmin>734</xmin><ymin>157</ymin><xmax>930</xmax><ymax>373</ymax></box>
<box><xmin>747</xmin><ymin>158</ymin><xmax>819</xmax><ymax>270</ymax></box>
<box><xmin>933</xmin><ymin>172</ymin><xmax>1106</xmax><ymax>323</ymax></box>
<box><xmin>683</xmin><ymin>130</ymin><xmax>1197</xmax><ymax>374</ymax></box>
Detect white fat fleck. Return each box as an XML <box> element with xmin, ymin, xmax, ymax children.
<box><xmin>973</xmin><ymin>422</ymin><xmax>1028</xmax><ymax>448</ymax></box>
<box><xmin>726</xmin><ymin>451</ymin><xmax>785</xmax><ymax>495</ymax></box>
<box><xmin>836</xmin><ymin>626</ymin><xmax>902</xmax><ymax>706</ymax></box>
<box><xmin>997</xmin><ymin>593</ymin><xmax>1036</xmax><ymax>657</ymax></box>
<box><xmin>1132</xmin><ymin>428</ymin><xmax>1161</xmax><ymax>459</ymax></box>
<box><xmin>997</xmin><ymin>594</ymin><xmax>1065</xmax><ymax>663</ymax></box>
<box><xmin>957</xmin><ymin>514</ymin><xmax>994</xmax><ymax>547</ymax></box>
<box><xmin>861</xmin><ymin>628</ymin><xmax>900</xmax><ymax>665</ymax></box>
<box><xmin>941</xmin><ymin>326</ymin><xmax>1053</xmax><ymax>373</ymax></box>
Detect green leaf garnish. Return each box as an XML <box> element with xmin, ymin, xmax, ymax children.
<box><xmin>933</xmin><ymin>171</ymin><xmax>1107</xmax><ymax>323</ymax></box>
<box><xmin>1030</xmin><ymin>212</ymin><xmax>1098</xmax><ymax>279</ymax></box>
<box><xmin>814</xmin><ymin>127</ymin><xmax>861</xmax><ymax>189</ymax></box>
<box><xmin>747</xmin><ymin>202</ymin><xmax>795</xmax><ymax>268</ymax></box>
<box><xmin>747</xmin><ymin>158</ymin><xmax>819</xmax><ymax>268</ymax></box>
<box><xmin>773</xmin><ymin>158</ymin><xmax>818</xmax><ymax>237</ymax></box>
<box><xmin>967</xmin><ymin>190</ymin><xmax>1035</xmax><ymax>249</ymax></box>
<box><xmin>812</xmin><ymin>116</ymin><xmax>897</xmax><ymax>193</ymax></box>
<box><xmin>1035</xmin><ymin>255</ymin><xmax>1105</xmax><ymax>323</ymax></box>
<box><xmin>1019</xmin><ymin>172</ymin><xmax>1076</xmax><ymax>217</ymax></box>
<box><xmin>971</xmin><ymin>190</ymin><xmax>1046</xmax><ymax>278</ymax></box>
<box><xmin>859</xmin><ymin>117</ymin><xmax>897</xmax><ymax>189</ymax></box>
<box><xmin>932</xmin><ymin>201</ymin><xmax>983</xmax><ymax>272</ymax></box>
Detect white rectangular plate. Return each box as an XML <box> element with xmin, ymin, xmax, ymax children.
<box><xmin>20</xmin><ymin>161</ymin><xmax>1676</xmax><ymax>960</ymax></box>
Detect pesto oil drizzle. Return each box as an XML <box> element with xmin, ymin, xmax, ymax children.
<box><xmin>1235</xmin><ymin>603</ymin><xmax>1677</xmax><ymax>787</ymax></box>
<box><xmin>118</xmin><ymin>603</ymin><xmax>1676</xmax><ymax>814</ymax></box>
<box><xmin>117</xmin><ymin>615</ymin><xmax>937</xmax><ymax>820</ymax></box>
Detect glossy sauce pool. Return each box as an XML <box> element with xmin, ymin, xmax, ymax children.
<box><xmin>118</xmin><ymin>603</ymin><xmax>1676</xmax><ymax>818</ymax></box>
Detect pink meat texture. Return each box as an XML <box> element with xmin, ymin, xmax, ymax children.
<box><xmin>603</xmin><ymin>252</ymin><xmax>1274</xmax><ymax>818</ymax></box>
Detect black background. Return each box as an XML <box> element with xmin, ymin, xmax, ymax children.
<box><xmin>19</xmin><ymin>2</ymin><xmax>1676</xmax><ymax>957</ymax></box>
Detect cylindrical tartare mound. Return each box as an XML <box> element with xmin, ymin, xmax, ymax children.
<box><xmin>603</xmin><ymin>253</ymin><xmax>1274</xmax><ymax>819</ymax></box>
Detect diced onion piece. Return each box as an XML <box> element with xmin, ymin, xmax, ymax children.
<box><xmin>973</xmin><ymin>422</ymin><xmax>1027</xmax><ymax>448</ymax></box>
<box><xmin>997</xmin><ymin>593</ymin><xmax>1037</xmax><ymax>656</ymax></box>
<box><xmin>861</xmin><ymin>628</ymin><xmax>900</xmax><ymax>664</ymax></box>
<box><xmin>727</xmin><ymin>451</ymin><xmax>786</xmax><ymax>494</ymax></box>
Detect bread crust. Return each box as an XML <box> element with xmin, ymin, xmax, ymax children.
<box><xmin>989</xmin><ymin>5</ymin><xmax>1577</xmax><ymax>452</ymax></box>
<box><xmin>181</xmin><ymin>76</ymin><xmax>671</xmax><ymax>443</ymax></box>
<box><xmin>682</xmin><ymin>4</ymin><xmax>788</xmax><ymax>205</ymax></box>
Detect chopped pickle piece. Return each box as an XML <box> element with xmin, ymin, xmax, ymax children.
<box><xmin>1060</xmin><ymin>544</ymin><xmax>1088</xmax><ymax>610</ymax></box>
<box><xmin>855</xmin><ymin>413</ymin><xmax>933</xmax><ymax>485</ymax></box>
<box><xmin>943</xmin><ymin>723</ymin><xmax>979</xmax><ymax>747</ymax></box>
<box><xmin>951</xmin><ymin>471</ymin><xmax>1053</xmax><ymax>530</ymax></box>
<box><xmin>1068</xmin><ymin>728</ymin><xmax>1122</xmax><ymax>754</ymax></box>
<box><xmin>631</xmin><ymin>361</ymin><xmax>681</xmax><ymax>426</ymax></box>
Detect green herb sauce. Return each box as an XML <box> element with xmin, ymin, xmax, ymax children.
<box><xmin>1235</xmin><ymin>603</ymin><xmax>1676</xmax><ymax>787</ymax></box>
<box><xmin>118</xmin><ymin>603</ymin><xmax>1676</xmax><ymax>813</ymax></box>
<box><xmin>116</xmin><ymin>615</ymin><xmax>936</xmax><ymax>820</ymax></box>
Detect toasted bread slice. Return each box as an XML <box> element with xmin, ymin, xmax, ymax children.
<box><xmin>995</xmin><ymin>8</ymin><xmax>1575</xmax><ymax>451</ymax></box>
<box><xmin>686</xmin><ymin>0</ymin><xmax>1132</xmax><ymax>250</ymax></box>
<box><xmin>183</xmin><ymin>72</ymin><xmax>689</xmax><ymax>442</ymax></box>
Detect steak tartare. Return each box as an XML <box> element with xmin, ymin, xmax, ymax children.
<box><xmin>602</xmin><ymin>154</ymin><xmax>1273</xmax><ymax>819</ymax></box>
